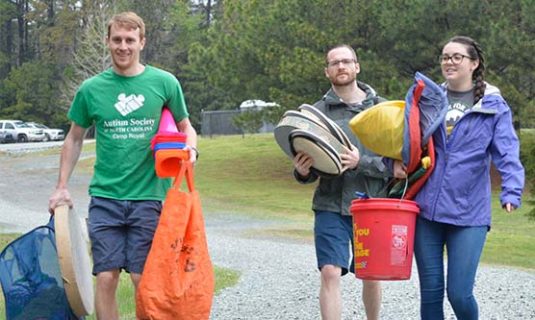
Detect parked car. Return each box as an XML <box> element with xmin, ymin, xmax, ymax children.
<box><xmin>26</xmin><ymin>122</ymin><xmax>65</xmax><ymax>141</ymax></box>
<box><xmin>0</xmin><ymin>120</ymin><xmax>45</xmax><ymax>143</ymax></box>
<box><xmin>0</xmin><ymin>131</ymin><xmax>15</xmax><ymax>143</ymax></box>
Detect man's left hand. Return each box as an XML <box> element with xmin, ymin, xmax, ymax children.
<box><xmin>188</xmin><ymin>146</ymin><xmax>198</xmax><ymax>164</ymax></box>
<box><xmin>340</xmin><ymin>145</ymin><xmax>360</xmax><ymax>171</ymax></box>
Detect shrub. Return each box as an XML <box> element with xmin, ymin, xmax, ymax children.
<box><xmin>232</xmin><ymin>110</ymin><xmax>263</xmax><ymax>134</ymax></box>
<box><xmin>519</xmin><ymin>130</ymin><xmax>535</xmax><ymax>220</ymax></box>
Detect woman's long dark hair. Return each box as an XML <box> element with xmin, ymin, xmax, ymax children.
<box><xmin>447</xmin><ymin>36</ymin><xmax>487</xmax><ymax>104</ymax></box>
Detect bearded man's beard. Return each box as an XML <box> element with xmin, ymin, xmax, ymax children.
<box><xmin>331</xmin><ymin>73</ymin><xmax>356</xmax><ymax>87</ymax></box>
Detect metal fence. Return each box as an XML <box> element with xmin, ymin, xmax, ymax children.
<box><xmin>200</xmin><ymin>109</ymin><xmax>275</xmax><ymax>137</ymax></box>
<box><xmin>201</xmin><ymin>110</ymin><xmax>242</xmax><ymax>137</ymax></box>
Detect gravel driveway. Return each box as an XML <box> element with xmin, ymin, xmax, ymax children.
<box><xmin>1</xmin><ymin>143</ymin><xmax>534</xmax><ymax>319</ymax></box>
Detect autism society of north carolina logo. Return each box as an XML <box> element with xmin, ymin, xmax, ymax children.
<box><xmin>114</xmin><ymin>93</ymin><xmax>145</xmax><ymax>116</ymax></box>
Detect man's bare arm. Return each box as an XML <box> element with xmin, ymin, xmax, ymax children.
<box><xmin>48</xmin><ymin>123</ymin><xmax>87</xmax><ymax>213</ymax></box>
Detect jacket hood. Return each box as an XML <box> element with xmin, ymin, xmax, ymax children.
<box><xmin>483</xmin><ymin>83</ymin><xmax>500</xmax><ymax>96</ymax></box>
<box><xmin>475</xmin><ymin>83</ymin><xmax>505</xmax><ymax>112</ymax></box>
<box><xmin>441</xmin><ymin>81</ymin><xmax>504</xmax><ymax>112</ymax></box>
<box><xmin>440</xmin><ymin>81</ymin><xmax>500</xmax><ymax>96</ymax></box>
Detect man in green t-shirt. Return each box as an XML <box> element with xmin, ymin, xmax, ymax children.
<box><xmin>48</xmin><ymin>11</ymin><xmax>198</xmax><ymax>319</ymax></box>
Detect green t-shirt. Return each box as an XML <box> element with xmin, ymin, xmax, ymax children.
<box><xmin>68</xmin><ymin>65</ymin><xmax>189</xmax><ymax>200</ymax></box>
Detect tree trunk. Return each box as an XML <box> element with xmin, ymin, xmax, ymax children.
<box><xmin>206</xmin><ymin>0</ymin><xmax>212</xmax><ymax>26</ymax></box>
<box><xmin>4</xmin><ymin>19</ymin><xmax>14</xmax><ymax>73</ymax></box>
<box><xmin>24</xmin><ymin>0</ymin><xmax>29</xmax><ymax>58</ymax></box>
<box><xmin>16</xmin><ymin>0</ymin><xmax>24</xmax><ymax>66</ymax></box>
<box><xmin>47</xmin><ymin>0</ymin><xmax>55</xmax><ymax>24</ymax></box>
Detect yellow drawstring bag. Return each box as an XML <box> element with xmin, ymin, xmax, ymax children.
<box><xmin>349</xmin><ymin>100</ymin><xmax>405</xmax><ymax>160</ymax></box>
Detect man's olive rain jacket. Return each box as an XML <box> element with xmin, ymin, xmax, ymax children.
<box><xmin>294</xmin><ymin>82</ymin><xmax>392</xmax><ymax>216</ymax></box>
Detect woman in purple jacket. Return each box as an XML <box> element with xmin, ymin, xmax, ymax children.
<box><xmin>396</xmin><ymin>36</ymin><xmax>525</xmax><ymax>319</ymax></box>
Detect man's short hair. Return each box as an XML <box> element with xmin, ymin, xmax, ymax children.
<box><xmin>325</xmin><ymin>44</ymin><xmax>359</xmax><ymax>64</ymax></box>
<box><xmin>107</xmin><ymin>11</ymin><xmax>145</xmax><ymax>39</ymax></box>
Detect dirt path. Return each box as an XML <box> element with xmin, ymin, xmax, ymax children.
<box><xmin>1</xmin><ymin>143</ymin><xmax>534</xmax><ymax>319</ymax></box>
<box><xmin>0</xmin><ymin>144</ymin><xmax>92</xmax><ymax>232</ymax></box>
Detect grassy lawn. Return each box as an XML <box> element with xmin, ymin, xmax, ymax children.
<box><xmin>483</xmin><ymin>201</ymin><xmax>534</xmax><ymax>270</ymax></box>
<box><xmin>0</xmin><ymin>231</ymin><xmax>239</xmax><ymax>319</ymax></box>
<box><xmin>85</xmin><ymin>266</ymin><xmax>239</xmax><ymax>320</ymax></box>
<box><xmin>0</xmin><ymin>132</ymin><xmax>532</xmax><ymax>318</ymax></box>
<box><xmin>0</xmin><ymin>265</ymin><xmax>238</xmax><ymax>320</ymax></box>
<box><xmin>196</xmin><ymin>133</ymin><xmax>535</xmax><ymax>270</ymax></box>
<box><xmin>195</xmin><ymin>134</ymin><xmax>316</xmax><ymax>221</ymax></box>
<box><xmin>29</xmin><ymin>133</ymin><xmax>535</xmax><ymax>268</ymax></box>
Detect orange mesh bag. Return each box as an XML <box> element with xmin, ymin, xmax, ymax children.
<box><xmin>136</xmin><ymin>162</ymin><xmax>215</xmax><ymax>320</ymax></box>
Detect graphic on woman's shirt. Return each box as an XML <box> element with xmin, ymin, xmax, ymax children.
<box><xmin>446</xmin><ymin>101</ymin><xmax>467</xmax><ymax>124</ymax></box>
<box><xmin>445</xmin><ymin>90</ymin><xmax>474</xmax><ymax>135</ymax></box>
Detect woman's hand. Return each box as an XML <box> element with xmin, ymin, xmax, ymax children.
<box><xmin>393</xmin><ymin>160</ymin><xmax>407</xmax><ymax>179</ymax></box>
<box><xmin>503</xmin><ymin>203</ymin><xmax>515</xmax><ymax>213</ymax></box>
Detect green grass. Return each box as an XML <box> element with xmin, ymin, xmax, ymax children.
<box><xmin>201</xmin><ymin>134</ymin><xmax>534</xmax><ymax>268</ymax></box>
<box><xmin>195</xmin><ymin>134</ymin><xmax>315</xmax><ymax>222</ymax></box>
<box><xmin>14</xmin><ymin>133</ymin><xmax>535</xmax><ymax>267</ymax></box>
<box><xmin>0</xmin><ymin>232</ymin><xmax>239</xmax><ymax>319</ymax></box>
<box><xmin>197</xmin><ymin>134</ymin><xmax>535</xmax><ymax>270</ymax></box>
<box><xmin>0</xmin><ymin>234</ymin><xmax>18</xmax><ymax>251</ymax></box>
<box><xmin>83</xmin><ymin>266</ymin><xmax>239</xmax><ymax>320</ymax></box>
<box><xmin>1</xmin><ymin>132</ymin><xmax>533</xmax><ymax>318</ymax></box>
<box><xmin>79</xmin><ymin>134</ymin><xmax>316</xmax><ymax>222</ymax></box>
<box><xmin>0</xmin><ymin>234</ymin><xmax>19</xmax><ymax>319</ymax></box>
<box><xmin>482</xmin><ymin>200</ymin><xmax>535</xmax><ymax>270</ymax></box>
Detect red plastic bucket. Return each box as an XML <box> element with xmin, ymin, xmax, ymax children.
<box><xmin>350</xmin><ymin>198</ymin><xmax>419</xmax><ymax>280</ymax></box>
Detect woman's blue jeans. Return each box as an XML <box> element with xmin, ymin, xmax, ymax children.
<box><xmin>414</xmin><ymin>217</ymin><xmax>487</xmax><ymax>320</ymax></box>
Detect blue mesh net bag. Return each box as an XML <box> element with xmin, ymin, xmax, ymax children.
<box><xmin>0</xmin><ymin>219</ymin><xmax>80</xmax><ymax>320</ymax></box>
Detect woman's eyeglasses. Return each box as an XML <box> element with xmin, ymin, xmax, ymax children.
<box><xmin>439</xmin><ymin>53</ymin><xmax>472</xmax><ymax>65</ymax></box>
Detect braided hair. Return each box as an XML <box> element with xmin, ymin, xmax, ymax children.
<box><xmin>446</xmin><ymin>36</ymin><xmax>486</xmax><ymax>104</ymax></box>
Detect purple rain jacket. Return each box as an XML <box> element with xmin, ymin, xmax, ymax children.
<box><xmin>415</xmin><ymin>83</ymin><xmax>525</xmax><ymax>227</ymax></box>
